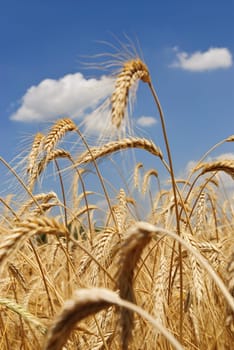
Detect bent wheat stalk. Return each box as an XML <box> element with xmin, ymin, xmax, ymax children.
<box><xmin>44</xmin><ymin>288</ymin><xmax>183</xmax><ymax>350</ymax></box>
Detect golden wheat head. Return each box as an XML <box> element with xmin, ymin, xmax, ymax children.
<box><xmin>111</xmin><ymin>59</ymin><xmax>150</xmax><ymax>128</ymax></box>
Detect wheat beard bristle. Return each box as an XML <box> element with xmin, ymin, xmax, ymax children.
<box><xmin>111</xmin><ymin>59</ymin><xmax>150</xmax><ymax>128</ymax></box>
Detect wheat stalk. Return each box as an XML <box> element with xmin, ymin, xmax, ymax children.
<box><xmin>111</xmin><ymin>59</ymin><xmax>150</xmax><ymax>128</ymax></box>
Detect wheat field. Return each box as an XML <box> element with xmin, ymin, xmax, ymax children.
<box><xmin>0</xmin><ymin>52</ymin><xmax>233</xmax><ymax>350</ymax></box>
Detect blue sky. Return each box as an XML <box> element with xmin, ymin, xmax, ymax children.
<box><xmin>0</xmin><ymin>0</ymin><xmax>234</xmax><ymax>196</ymax></box>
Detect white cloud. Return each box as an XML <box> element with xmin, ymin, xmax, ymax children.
<box><xmin>171</xmin><ymin>47</ymin><xmax>232</xmax><ymax>71</ymax></box>
<box><xmin>10</xmin><ymin>73</ymin><xmax>114</xmax><ymax>122</ymax></box>
<box><xmin>216</xmin><ymin>152</ymin><xmax>234</xmax><ymax>161</ymax></box>
<box><xmin>136</xmin><ymin>116</ymin><xmax>157</xmax><ymax>127</ymax></box>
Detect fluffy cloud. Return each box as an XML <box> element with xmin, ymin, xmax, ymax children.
<box><xmin>10</xmin><ymin>73</ymin><xmax>114</xmax><ymax>122</ymax></box>
<box><xmin>136</xmin><ymin>116</ymin><xmax>157</xmax><ymax>127</ymax></box>
<box><xmin>171</xmin><ymin>47</ymin><xmax>232</xmax><ymax>71</ymax></box>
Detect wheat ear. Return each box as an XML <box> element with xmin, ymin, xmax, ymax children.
<box><xmin>111</xmin><ymin>59</ymin><xmax>150</xmax><ymax>128</ymax></box>
<box><xmin>142</xmin><ymin>168</ymin><xmax>158</xmax><ymax>194</ymax></box>
<box><xmin>18</xmin><ymin>192</ymin><xmax>57</xmax><ymax>217</ymax></box>
<box><xmin>43</xmin><ymin>118</ymin><xmax>76</xmax><ymax>153</ymax></box>
<box><xmin>28</xmin><ymin>149</ymin><xmax>71</xmax><ymax>191</ymax></box>
<box><xmin>193</xmin><ymin>160</ymin><xmax>234</xmax><ymax>179</ymax></box>
<box><xmin>76</xmin><ymin>137</ymin><xmax>162</xmax><ymax>166</ymax></box>
<box><xmin>0</xmin><ymin>297</ymin><xmax>47</xmax><ymax>334</ymax></box>
<box><xmin>133</xmin><ymin>162</ymin><xmax>143</xmax><ymax>189</ymax></box>
<box><xmin>116</xmin><ymin>222</ymin><xmax>153</xmax><ymax>349</ymax></box>
<box><xmin>27</xmin><ymin>132</ymin><xmax>44</xmax><ymax>176</ymax></box>
<box><xmin>0</xmin><ymin>216</ymin><xmax>69</xmax><ymax>272</ymax></box>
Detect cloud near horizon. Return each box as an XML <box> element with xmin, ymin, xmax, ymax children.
<box><xmin>136</xmin><ymin>116</ymin><xmax>157</xmax><ymax>127</ymax></box>
<box><xmin>10</xmin><ymin>73</ymin><xmax>114</xmax><ymax>122</ymax></box>
<box><xmin>171</xmin><ymin>47</ymin><xmax>232</xmax><ymax>71</ymax></box>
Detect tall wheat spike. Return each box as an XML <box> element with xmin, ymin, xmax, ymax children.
<box><xmin>43</xmin><ymin>118</ymin><xmax>77</xmax><ymax>154</ymax></box>
<box><xmin>111</xmin><ymin>59</ymin><xmax>150</xmax><ymax>128</ymax></box>
<box><xmin>194</xmin><ymin>192</ymin><xmax>206</xmax><ymax>235</ymax></box>
<box><xmin>133</xmin><ymin>162</ymin><xmax>143</xmax><ymax>189</ymax></box>
<box><xmin>27</xmin><ymin>132</ymin><xmax>44</xmax><ymax>177</ymax></box>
